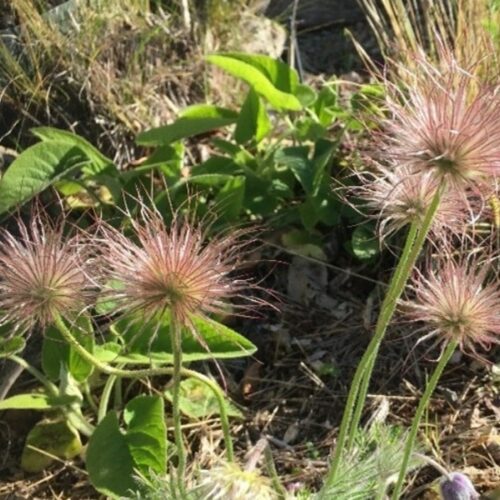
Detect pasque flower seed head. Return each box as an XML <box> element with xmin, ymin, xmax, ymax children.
<box><xmin>0</xmin><ymin>213</ymin><xmax>92</xmax><ymax>334</ymax></box>
<box><xmin>98</xmin><ymin>202</ymin><xmax>257</xmax><ymax>327</ymax></box>
<box><xmin>404</xmin><ymin>244</ymin><xmax>500</xmax><ymax>355</ymax></box>
<box><xmin>383</xmin><ymin>53</ymin><xmax>500</xmax><ymax>189</ymax></box>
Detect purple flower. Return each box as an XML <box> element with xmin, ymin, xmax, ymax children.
<box><xmin>440</xmin><ymin>472</ymin><xmax>479</xmax><ymax>500</ymax></box>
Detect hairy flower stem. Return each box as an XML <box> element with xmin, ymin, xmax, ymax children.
<box><xmin>391</xmin><ymin>339</ymin><xmax>458</xmax><ymax>499</ymax></box>
<box><xmin>98</xmin><ymin>373</ymin><xmax>118</xmax><ymax>423</ymax></box>
<box><xmin>52</xmin><ymin>315</ymin><xmax>234</xmax><ymax>461</ymax></box>
<box><xmin>321</xmin><ymin>188</ymin><xmax>442</xmax><ymax>496</ymax></box>
<box><xmin>171</xmin><ymin>321</ymin><xmax>187</xmax><ymax>498</ymax></box>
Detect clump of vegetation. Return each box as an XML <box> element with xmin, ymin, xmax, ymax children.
<box><xmin>0</xmin><ymin>0</ymin><xmax>498</xmax><ymax>498</ymax></box>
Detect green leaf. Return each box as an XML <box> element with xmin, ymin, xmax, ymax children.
<box><xmin>123</xmin><ymin>396</ymin><xmax>166</xmax><ymax>475</ymax></box>
<box><xmin>86</xmin><ymin>412</ymin><xmax>136</xmax><ymax>498</ymax></box>
<box><xmin>295</xmin><ymin>84</ymin><xmax>317</xmax><ymax>107</ymax></box>
<box><xmin>0</xmin><ymin>142</ymin><xmax>90</xmax><ymax>214</ymax></box>
<box><xmin>193</xmin><ymin>156</ymin><xmax>239</xmax><ymax>177</ymax></box>
<box><xmin>94</xmin><ymin>314</ymin><xmax>257</xmax><ymax>365</ymax></box>
<box><xmin>21</xmin><ymin>419</ymin><xmax>82</xmax><ymax>473</ymax></box>
<box><xmin>275</xmin><ymin>146</ymin><xmax>314</xmax><ymax>194</ymax></box>
<box><xmin>31</xmin><ymin>127</ymin><xmax>114</xmax><ymax>175</ymax></box>
<box><xmin>351</xmin><ymin>226</ymin><xmax>379</xmax><ymax>260</ymax></box>
<box><xmin>314</xmin><ymin>85</ymin><xmax>339</xmax><ymax>127</ymax></box>
<box><xmin>42</xmin><ymin>316</ymin><xmax>94</xmax><ymax>382</ymax></box>
<box><xmin>137</xmin><ymin>105</ymin><xmax>238</xmax><ymax>146</ymax></box>
<box><xmin>214</xmin><ymin>175</ymin><xmax>246</xmax><ymax>221</ymax></box>
<box><xmin>210</xmin><ymin>53</ymin><xmax>299</xmax><ymax>93</ymax></box>
<box><xmin>0</xmin><ymin>336</ymin><xmax>26</xmax><ymax>357</ymax></box>
<box><xmin>0</xmin><ymin>393</ymin><xmax>77</xmax><ymax>410</ymax></box>
<box><xmin>87</xmin><ymin>396</ymin><xmax>166</xmax><ymax>498</ymax></box>
<box><xmin>207</xmin><ymin>53</ymin><xmax>302</xmax><ymax>110</ymax></box>
<box><xmin>164</xmin><ymin>378</ymin><xmax>242</xmax><ymax>419</ymax></box>
<box><xmin>234</xmin><ymin>89</ymin><xmax>271</xmax><ymax>144</ymax></box>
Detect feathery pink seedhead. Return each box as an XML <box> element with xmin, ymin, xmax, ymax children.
<box><xmin>383</xmin><ymin>54</ymin><xmax>500</xmax><ymax>188</ymax></box>
<box><xmin>404</xmin><ymin>246</ymin><xmax>500</xmax><ymax>355</ymax></box>
<box><xmin>0</xmin><ymin>214</ymin><xmax>92</xmax><ymax>334</ymax></box>
<box><xmin>98</xmin><ymin>204</ymin><xmax>257</xmax><ymax>326</ymax></box>
<box><xmin>353</xmin><ymin>166</ymin><xmax>469</xmax><ymax>240</ymax></box>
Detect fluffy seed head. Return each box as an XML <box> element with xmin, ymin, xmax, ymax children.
<box><xmin>353</xmin><ymin>165</ymin><xmax>469</xmax><ymax>240</ymax></box>
<box><xmin>404</xmin><ymin>246</ymin><xmax>500</xmax><ymax>354</ymax></box>
<box><xmin>383</xmin><ymin>53</ymin><xmax>500</xmax><ymax>188</ymax></box>
<box><xmin>0</xmin><ymin>214</ymin><xmax>91</xmax><ymax>334</ymax></box>
<box><xmin>440</xmin><ymin>472</ymin><xmax>479</xmax><ymax>500</ymax></box>
<box><xmin>98</xmin><ymin>204</ymin><xmax>256</xmax><ymax>326</ymax></box>
<box><xmin>195</xmin><ymin>462</ymin><xmax>276</xmax><ymax>500</ymax></box>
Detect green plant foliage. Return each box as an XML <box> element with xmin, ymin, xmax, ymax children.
<box><xmin>0</xmin><ymin>393</ymin><xmax>77</xmax><ymax>411</ymax></box>
<box><xmin>31</xmin><ymin>127</ymin><xmax>114</xmax><ymax>175</ymax></box>
<box><xmin>206</xmin><ymin>53</ymin><xmax>302</xmax><ymax>110</ymax></box>
<box><xmin>319</xmin><ymin>425</ymin><xmax>423</xmax><ymax>500</ymax></box>
<box><xmin>350</xmin><ymin>225</ymin><xmax>380</xmax><ymax>260</ymax></box>
<box><xmin>0</xmin><ymin>336</ymin><xmax>26</xmax><ymax>357</ymax></box>
<box><xmin>234</xmin><ymin>89</ymin><xmax>271</xmax><ymax>144</ymax></box>
<box><xmin>136</xmin><ymin>105</ymin><xmax>239</xmax><ymax>146</ymax></box>
<box><xmin>42</xmin><ymin>316</ymin><xmax>95</xmax><ymax>382</ymax></box>
<box><xmin>0</xmin><ymin>126</ymin><xmax>119</xmax><ymax>213</ymax></box>
<box><xmin>0</xmin><ymin>142</ymin><xmax>90</xmax><ymax>214</ymax></box>
<box><xmin>94</xmin><ymin>313</ymin><xmax>257</xmax><ymax>365</ymax></box>
<box><xmin>21</xmin><ymin>419</ymin><xmax>82</xmax><ymax>473</ymax></box>
<box><xmin>86</xmin><ymin>395</ymin><xmax>166</xmax><ymax>498</ymax></box>
<box><xmin>164</xmin><ymin>378</ymin><xmax>243</xmax><ymax>419</ymax></box>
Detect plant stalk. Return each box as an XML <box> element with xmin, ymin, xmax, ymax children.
<box><xmin>321</xmin><ymin>187</ymin><xmax>442</xmax><ymax>496</ymax></box>
<box><xmin>391</xmin><ymin>339</ymin><xmax>458</xmax><ymax>499</ymax></box>
<box><xmin>52</xmin><ymin>314</ymin><xmax>234</xmax><ymax>461</ymax></box>
<box><xmin>171</xmin><ymin>320</ymin><xmax>187</xmax><ymax>498</ymax></box>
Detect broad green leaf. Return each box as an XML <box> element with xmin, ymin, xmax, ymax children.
<box><xmin>193</xmin><ymin>156</ymin><xmax>239</xmax><ymax>177</ymax></box>
<box><xmin>21</xmin><ymin>419</ymin><xmax>82</xmax><ymax>473</ymax></box>
<box><xmin>137</xmin><ymin>105</ymin><xmax>238</xmax><ymax>146</ymax></box>
<box><xmin>275</xmin><ymin>146</ymin><xmax>314</xmax><ymax>194</ymax></box>
<box><xmin>0</xmin><ymin>142</ymin><xmax>90</xmax><ymax>214</ymax></box>
<box><xmin>187</xmin><ymin>173</ymin><xmax>234</xmax><ymax>186</ymax></box>
<box><xmin>0</xmin><ymin>393</ymin><xmax>77</xmax><ymax>410</ymax></box>
<box><xmin>210</xmin><ymin>53</ymin><xmax>299</xmax><ymax>93</ymax></box>
<box><xmin>207</xmin><ymin>54</ymin><xmax>302</xmax><ymax>110</ymax></box>
<box><xmin>86</xmin><ymin>412</ymin><xmax>136</xmax><ymax>498</ymax></box>
<box><xmin>214</xmin><ymin>175</ymin><xmax>246</xmax><ymax>221</ymax></box>
<box><xmin>234</xmin><ymin>89</ymin><xmax>271</xmax><ymax>144</ymax></box>
<box><xmin>94</xmin><ymin>314</ymin><xmax>256</xmax><ymax>364</ymax></box>
<box><xmin>295</xmin><ymin>83</ymin><xmax>317</xmax><ymax>107</ymax></box>
<box><xmin>164</xmin><ymin>378</ymin><xmax>242</xmax><ymax>419</ymax></box>
<box><xmin>123</xmin><ymin>396</ymin><xmax>166</xmax><ymax>475</ymax></box>
<box><xmin>31</xmin><ymin>127</ymin><xmax>114</xmax><ymax>175</ymax></box>
<box><xmin>351</xmin><ymin>226</ymin><xmax>379</xmax><ymax>260</ymax></box>
<box><xmin>315</xmin><ymin>85</ymin><xmax>339</xmax><ymax>127</ymax></box>
<box><xmin>42</xmin><ymin>316</ymin><xmax>94</xmax><ymax>382</ymax></box>
<box><xmin>0</xmin><ymin>336</ymin><xmax>26</xmax><ymax>357</ymax></box>
<box><xmin>87</xmin><ymin>396</ymin><xmax>166</xmax><ymax>498</ymax></box>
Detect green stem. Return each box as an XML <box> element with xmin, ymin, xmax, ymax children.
<box><xmin>264</xmin><ymin>444</ymin><xmax>288</xmax><ymax>500</ymax></box>
<box><xmin>7</xmin><ymin>355</ymin><xmax>95</xmax><ymax>436</ymax></box>
<box><xmin>9</xmin><ymin>354</ymin><xmax>59</xmax><ymax>396</ymax></box>
<box><xmin>83</xmin><ymin>381</ymin><xmax>99</xmax><ymax>415</ymax></box>
<box><xmin>171</xmin><ymin>321</ymin><xmax>187</xmax><ymax>498</ymax></box>
<box><xmin>391</xmin><ymin>340</ymin><xmax>458</xmax><ymax>499</ymax></box>
<box><xmin>321</xmin><ymin>188</ymin><xmax>442</xmax><ymax>497</ymax></box>
<box><xmin>98</xmin><ymin>373</ymin><xmax>117</xmax><ymax>423</ymax></box>
<box><xmin>52</xmin><ymin>314</ymin><xmax>234</xmax><ymax>460</ymax></box>
<box><xmin>346</xmin><ymin>221</ymin><xmax>419</xmax><ymax>451</ymax></box>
